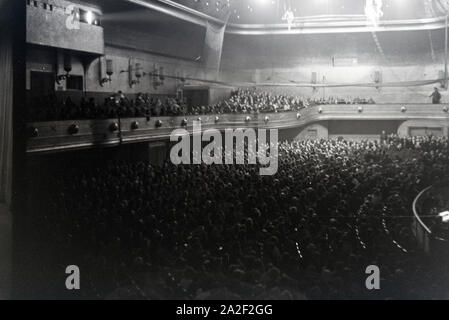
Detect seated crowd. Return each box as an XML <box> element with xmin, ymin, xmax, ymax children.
<box><xmin>27</xmin><ymin>92</ymin><xmax>188</xmax><ymax>121</ymax></box>
<box><xmin>213</xmin><ymin>89</ymin><xmax>374</xmax><ymax>114</ymax></box>
<box><xmin>29</xmin><ymin>135</ymin><xmax>449</xmax><ymax>300</ymax></box>
<box><xmin>27</xmin><ymin>89</ymin><xmax>376</xmax><ymax>122</ymax></box>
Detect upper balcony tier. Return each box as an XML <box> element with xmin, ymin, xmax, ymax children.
<box><xmin>26</xmin><ymin>104</ymin><xmax>449</xmax><ymax>154</ymax></box>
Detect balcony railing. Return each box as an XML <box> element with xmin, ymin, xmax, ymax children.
<box><xmin>26</xmin><ymin>104</ymin><xmax>449</xmax><ymax>154</ymax></box>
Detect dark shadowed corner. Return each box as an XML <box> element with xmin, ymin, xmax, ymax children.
<box><xmin>0</xmin><ymin>204</ymin><xmax>11</xmax><ymax>300</ymax></box>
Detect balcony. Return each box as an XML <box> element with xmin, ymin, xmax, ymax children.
<box><xmin>26</xmin><ymin>104</ymin><xmax>449</xmax><ymax>154</ymax></box>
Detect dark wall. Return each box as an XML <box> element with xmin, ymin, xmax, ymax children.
<box><xmin>26</xmin><ymin>0</ymin><xmax>104</xmax><ymax>54</ymax></box>
<box><xmin>327</xmin><ymin>120</ymin><xmax>402</xmax><ymax>135</ymax></box>
<box><xmin>103</xmin><ymin>15</ymin><xmax>205</xmax><ymax>61</ymax></box>
<box><xmin>222</xmin><ymin>30</ymin><xmax>443</xmax><ymax>70</ymax></box>
<box><xmin>220</xmin><ymin>30</ymin><xmax>447</xmax><ymax>103</ymax></box>
<box><xmin>26</xmin><ymin>141</ymin><xmax>169</xmax><ymax>178</ymax></box>
<box><xmin>0</xmin><ymin>18</ymin><xmax>14</xmax><ymax>204</ymax></box>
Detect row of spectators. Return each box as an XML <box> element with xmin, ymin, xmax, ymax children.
<box><xmin>28</xmin><ymin>135</ymin><xmax>449</xmax><ymax>299</ymax></box>
<box><xmin>27</xmin><ymin>89</ymin><xmax>376</xmax><ymax>122</ymax></box>
<box><xmin>215</xmin><ymin>89</ymin><xmax>375</xmax><ymax>114</ymax></box>
<box><xmin>27</xmin><ymin>92</ymin><xmax>187</xmax><ymax>122</ymax></box>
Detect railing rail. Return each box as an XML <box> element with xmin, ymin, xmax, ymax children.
<box><xmin>412</xmin><ymin>186</ymin><xmax>433</xmax><ymax>234</ymax></box>
<box><xmin>412</xmin><ymin>186</ymin><xmax>432</xmax><ymax>253</ymax></box>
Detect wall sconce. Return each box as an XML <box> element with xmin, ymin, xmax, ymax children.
<box><xmin>178</xmin><ymin>71</ymin><xmax>187</xmax><ymax>85</ymax></box>
<box><xmin>215</xmin><ymin>116</ymin><xmax>220</xmax><ymax>123</ymax></box>
<box><xmin>197</xmin><ymin>117</ymin><xmax>202</xmax><ymax>122</ymax></box>
<box><xmin>181</xmin><ymin>119</ymin><xmax>188</xmax><ymax>127</ymax></box>
<box><xmin>159</xmin><ymin>66</ymin><xmax>165</xmax><ymax>82</ymax></box>
<box><xmin>156</xmin><ymin>120</ymin><xmax>163</xmax><ymax>128</ymax></box>
<box><xmin>151</xmin><ymin>64</ymin><xmax>165</xmax><ymax>90</ymax></box>
<box><xmin>135</xmin><ymin>62</ymin><xmax>148</xmax><ymax>84</ymax></box>
<box><xmin>374</xmin><ymin>70</ymin><xmax>382</xmax><ymax>90</ymax></box>
<box><xmin>264</xmin><ymin>116</ymin><xmax>270</xmax><ymax>123</ymax></box>
<box><xmin>120</xmin><ymin>59</ymin><xmax>138</xmax><ymax>88</ymax></box>
<box><xmin>443</xmin><ymin>106</ymin><xmax>448</xmax><ymax>113</ymax></box>
<box><xmin>100</xmin><ymin>58</ymin><xmax>114</xmax><ymax>86</ymax></box>
<box><xmin>401</xmin><ymin>106</ymin><xmax>407</xmax><ymax>113</ymax></box>
<box><xmin>245</xmin><ymin>116</ymin><xmax>251</xmax><ymax>122</ymax></box>
<box><xmin>358</xmin><ymin>106</ymin><xmax>363</xmax><ymax>113</ymax></box>
<box><xmin>56</xmin><ymin>54</ymin><xmax>72</xmax><ymax>84</ymax></box>
<box><xmin>296</xmin><ymin>113</ymin><xmax>302</xmax><ymax>119</ymax></box>
<box><xmin>135</xmin><ymin>63</ymin><xmax>142</xmax><ymax>80</ymax></box>
<box><xmin>318</xmin><ymin>108</ymin><xmax>323</xmax><ymax>114</ymax></box>
<box><xmin>311</xmin><ymin>72</ymin><xmax>318</xmax><ymax>93</ymax></box>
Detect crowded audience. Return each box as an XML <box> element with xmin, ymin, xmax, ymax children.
<box><xmin>208</xmin><ymin>89</ymin><xmax>375</xmax><ymax>115</ymax></box>
<box><xmin>27</xmin><ymin>89</ymin><xmax>376</xmax><ymax>122</ymax></box>
<box><xmin>27</xmin><ymin>92</ymin><xmax>187</xmax><ymax>121</ymax></box>
<box><xmin>27</xmin><ymin>135</ymin><xmax>449</xmax><ymax>300</ymax></box>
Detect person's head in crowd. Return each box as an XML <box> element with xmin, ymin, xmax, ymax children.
<box><xmin>29</xmin><ymin>89</ymin><xmax>375</xmax><ymax>121</ymax></box>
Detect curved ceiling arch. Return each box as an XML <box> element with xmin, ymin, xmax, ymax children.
<box><xmin>126</xmin><ymin>0</ymin><xmax>449</xmax><ymax>34</ymax></box>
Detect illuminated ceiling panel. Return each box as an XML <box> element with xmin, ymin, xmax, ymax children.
<box><xmin>95</xmin><ymin>0</ymin><xmax>449</xmax><ymax>35</ymax></box>
<box><xmin>168</xmin><ymin>0</ymin><xmax>448</xmax><ymax>24</ymax></box>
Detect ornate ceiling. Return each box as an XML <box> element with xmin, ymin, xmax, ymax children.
<box><xmin>96</xmin><ymin>0</ymin><xmax>449</xmax><ymax>35</ymax></box>
<box><xmin>167</xmin><ymin>0</ymin><xmax>449</xmax><ymax>24</ymax></box>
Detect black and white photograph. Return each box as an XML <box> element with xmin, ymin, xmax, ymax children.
<box><xmin>1</xmin><ymin>0</ymin><xmax>449</xmax><ymax>304</ymax></box>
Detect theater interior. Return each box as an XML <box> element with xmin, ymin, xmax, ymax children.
<box><xmin>1</xmin><ymin>0</ymin><xmax>449</xmax><ymax>300</ymax></box>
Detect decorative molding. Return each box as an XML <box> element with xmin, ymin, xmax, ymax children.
<box><xmin>126</xmin><ymin>0</ymin><xmax>449</xmax><ymax>35</ymax></box>
<box><xmin>26</xmin><ymin>104</ymin><xmax>449</xmax><ymax>154</ymax></box>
